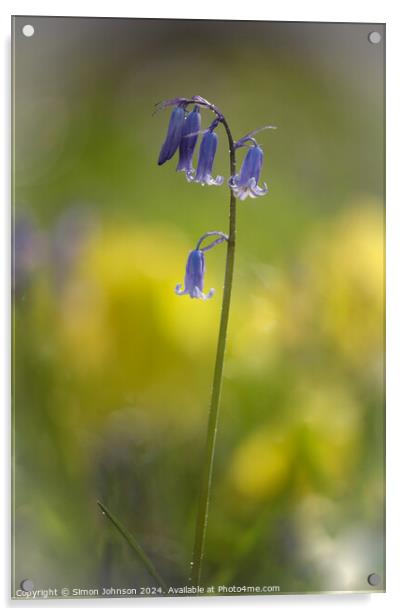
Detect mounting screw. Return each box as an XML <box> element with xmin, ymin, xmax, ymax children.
<box><xmin>367</xmin><ymin>573</ymin><xmax>381</xmax><ymax>586</ymax></box>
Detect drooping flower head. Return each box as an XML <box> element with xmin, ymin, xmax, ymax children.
<box><xmin>158</xmin><ymin>105</ymin><xmax>186</xmax><ymax>166</ymax></box>
<box><xmin>229</xmin><ymin>144</ymin><xmax>268</xmax><ymax>200</ymax></box>
<box><xmin>189</xmin><ymin>126</ymin><xmax>223</xmax><ymax>186</ymax></box>
<box><xmin>175</xmin><ymin>249</ymin><xmax>214</xmax><ymax>300</ymax></box>
<box><xmin>175</xmin><ymin>231</ymin><xmax>228</xmax><ymax>301</ymax></box>
<box><xmin>176</xmin><ymin>105</ymin><xmax>201</xmax><ymax>174</ymax></box>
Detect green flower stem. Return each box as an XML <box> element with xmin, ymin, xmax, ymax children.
<box><xmin>97</xmin><ymin>501</ymin><xmax>169</xmax><ymax>593</ymax></box>
<box><xmin>189</xmin><ymin>116</ymin><xmax>237</xmax><ymax>586</ymax></box>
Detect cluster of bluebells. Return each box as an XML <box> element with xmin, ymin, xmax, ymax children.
<box><xmin>156</xmin><ymin>96</ymin><xmax>275</xmax><ymax>299</ymax></box>
<box><xmin>158</xmin><ymin>104</ymin><xmax>223</xmax><ymax>186</ymax></box>
<box><xmin>157</xmin><ymin>97</ymin><xmax>273</xmax><ymax>197</ymax></box>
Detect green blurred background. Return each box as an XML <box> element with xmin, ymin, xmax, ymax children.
<box><xmin>12</xmin><ymin>17</ymin><xmax>385</xmax><ymax>596</ymax></box>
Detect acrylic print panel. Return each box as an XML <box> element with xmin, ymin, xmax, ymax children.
<box><xmin>12</xmin><ymin>16</ymin><xmax>385</xmax><ymax>600</ymax></box>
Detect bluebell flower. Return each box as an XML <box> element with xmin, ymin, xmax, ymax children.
<box><xmin>189</xmin><ymin>129</ymin><xmax>223</xmax><ymax>186</ymax></box>
<box><xmin>175</xmin><ymin>249</ymin><xmax>214</xmax><ymax>300</ymax></box>
<box><xmin>158</xmin><ymin>105</ymin><xmax>186</xmax><ymax>165</ymax></box>
<box><xmin>229</xmin><ymin>144</ymin><xmax>268</xmax><ymax>200</ymax></box>
<box><xmin>176</xmin><ymin>105</ymin><xmax>201</xmax><ymax>174</ymax></box>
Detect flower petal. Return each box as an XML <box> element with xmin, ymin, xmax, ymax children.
<box><xmin>249</xmin><ymin>179</ymin><xmax>269</xmax><ymax>197</ymax></box>
<box><xmin>205</xmin><ymin>174</ymin><xmax>224</xmax><ymax>186</ymax></box>
<box><xmin>175</xmin><ymin>283</ymin><xmax>187</xmax><ymax>295</ymax></box>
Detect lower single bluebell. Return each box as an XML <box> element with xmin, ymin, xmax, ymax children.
<box><xmin>175</xmin><ymin>249</ymin><xmax>214</xmax><ymax>300</ymax></box>
<box><xmin>175</xmin><ymin>232</ymin><xmax>228</xmax><ymax>300</ymax></box>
